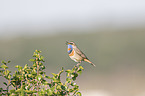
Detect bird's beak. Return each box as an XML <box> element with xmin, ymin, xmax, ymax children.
<box><xmin>66</xmin><ymin>41</ymin><xmax>69</xmax><ymax>45</ymax></box>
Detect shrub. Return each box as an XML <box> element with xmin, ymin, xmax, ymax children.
<box><xmin>0</xmin><ymin>50</ymin><xmax>83</xmax><ymax>96</ymax></box>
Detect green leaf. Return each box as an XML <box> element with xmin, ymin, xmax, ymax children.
<box><xmin>0</xmin><ymin>88</ymin><xmax>3</xmax><ymax>91</ymax></box>
<box><xmin>58</xmin><ymin>68</ymin><xmax>64</xmax><ymax>75</ymax></box>
<box><xmin>56</xmin><ymin>85</ymin><xmax>61</xmax><ymax>90</ymax></box>
<box><xmin>0</xmin><ymin>70</ymin><xmax>4</xmax><ymax>73</ymax></box>
<box><xmin>26</xmin><ymin>69</ymin><xmax>32</xmax><ymax>72</ymax></box>
<box><xmin>33</xmin><ymin>63</ymin><xmax>37</xmax><ymax>67</ymax></box>
<box><xmin>31</xmin><ymin>70</ymin><xmax>37</xmax><ymax>75</ymax></box>
<box><xmin>61</xmin><ymin>85</ymin><xmax>66</xmax><ymax>90</ymax></box>
<box><xmin>29</xmin><ymin>59</ymin><xmax>35</xmax><ymax>62</ymax></box>
<box><xmin>15</xmin><ymin>89</ymin><xmax>21</xmax><ymax>92</ymax></box>
<box><xmin>35</xmin><ymin>54</ymin><xmax>40</xmax><ymax>58</ymax></box>
<box><xmin>15</xmin><ymin>65</ymin><xmax>22</xmax><ymax>71</ymax></box>
<box><xmin>66</xmin><ymin>78</ymin><xmax>71</xmax><ymax>82</ymax></box>
<box><xmin>18</xmin><ymin>75</ymin><xmax>23</xmax><ymax>80</ymax></box>
<box><xmin>36</xmin><ymin>75</ymin><xmax>42</xmax><ymax>81</ymax></box>
<box><xmin>4</xmin><ymin>69</ymin><xmax>10</xmax><ymax>76</ymax></box>
<box><xmin>43</xmin><ymin>81</ymin><xmax>49</xmax><ymax>85</ymax></box>
<box><xmin>6</xmin><ymin>70</ymin><xmax>10</xmax><ymax>74</ymax></box>
<box><xmin>77</xmin><ymin>69</ymin><xmax>82</xmax><ymax>74</ymax></box>
<box><xmin>1</xmin><ymin>64</ymin><xmax>8</xmax><ymax>69</ymax></box>
<box><xmin>71</xmin><ymin>73</ymin><xmax>78</xmax><ymax>81</ymax></box>
<box><xmin>41</xmin><ymin>65</ymin><xmax>45</xmax><ymax>70</ymax></box>
<box><xmin>69</xmin><ymin>89</ymin><xmax>74</xmax><ymax>92</ymax></box>
<box><xmin>3</xmin><ymin>82</ymin><xmax>7</xmax><ymax>86</ymax></box>
<box><xmin>27</xmin><ymin>74</ymin><xmax>32</xmax><ymax>77</ymax></box>
<box><xmin>1</xmin><ymin>60</ymin><xmax>6</xmax><ymax>65</ymax></box>
<box><xmin>65</xmin><ymin>69</ymin><xmax>71</xmax><ymax>73</ymax></box>
<box><xmin>66</xmin><ymin>73</ymin><xmax>70</xmax><ymax>77</ymax></box>
<box><xmin>40</xmin><ymin>56</ymin><xmax>44</xmax><ymax>60</ymax></box>
<box><xmin>52</xmin><ymin>73</ymin><xmax>57</xmax><ymax>77</ymax></box>
<box><xmin>71</xmin><ymin>82</ymin><xmax>77</xmax><ymax>86</ymax></box>
<box><xmin>35</xmin><ymin>50</ymin><xmax>41</xmax><ymax>53</ymax></box>
<box><xmin>20</xmin><ymin>89</ymin><xmax>25</xmax><ymax>96</ymax></box>
<box><xmin>50</xmin><ymin>86</ymin><xmax>55</xmax><ymax>91</ymax></box>
<box><xmin>76</xmin><ymin>92</ymin><xmax>82</xmax><ymax>96</ymax></box>
<box><xmin>79</xmin><ymin>66</ymin><xmax>84</xmax><ymax>70</ymax></box>
<box><xmin>52</xmin><ymin>77</ymin><xmax>60</xmax><ymax>82</ymax></box>
<box><xmin>25</xmin><ymin>90</ymin><xmax>37</xmax><ymax>94</ymax></box>
<box><xmin>47</xmin><ymin>89</ymin><xmax>53</xmax><ymax>95</ymax></box>
<box><xmin>7</xmin><ymin>61</ymin><xmax>11</xmax><ymax>63</ymax></box>
<box><xmin>8</xmin><ymin>74</ymin><xmax>11</xmax><ymax>79</ymax></box>
<box><xmin>26</xmin><ymin>85</ymin><xmax>31</xmax><ymax>90</ymax></box>
<box><xmin>24</xmin><ymin>64</ymin><xmax>28</xmax><ymax>69</ymax></box>
<box><xmin>45</xmin><ymin>75</ymin><xmax>52</xmax><ymax>79</ymax></box>
<box><xmin>10</xmin><ymin>89</ymin><xmax>15</xmax><ymax>93</ymax></box>
<box><xmin>39</xmin><ymin>62</ymin><xmax>43</xmax><ymax>66</ymax></box>
<box><xmin>71</xmin><ymin>73</ymin><xmax>78</xmax><ymax>77</ymax></box>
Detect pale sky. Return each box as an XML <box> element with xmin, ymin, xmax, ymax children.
<box><xmin>0</xmin><ymin>0</ymin><xmax>145</xmax><ymax>37</ymax></box>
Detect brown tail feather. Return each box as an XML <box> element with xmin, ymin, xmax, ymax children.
<box><xmin>84</xmin><ymin>59</ymin><xmax>96</xmax><ymax>67</ymax></box>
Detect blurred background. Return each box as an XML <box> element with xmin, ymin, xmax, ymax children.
<box><xmin>0</xmin><ymin>0</ymin><xmax>145</xmax><ymax>96</ymax></box>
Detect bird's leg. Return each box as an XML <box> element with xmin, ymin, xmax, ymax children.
<box><xmin>76</xmin><ymin>61</ymin><xmax>81</xmax><ymax>67</ymax></box>
<box><xmin>74</xmin><ymin>61</ymin><xmax>81</xmax><ymax>73</ymax></box>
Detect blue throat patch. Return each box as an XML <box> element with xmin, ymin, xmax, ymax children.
<box><xmin>67</xmin><ymin>44</ymin><xmax>73</xmax><ymax>54</ymax></box>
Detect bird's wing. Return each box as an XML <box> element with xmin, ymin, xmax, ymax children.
<box><xmin>74</xmin><ymin>47</ymin><xmax>88</xmax><ymax>59</ymax></box>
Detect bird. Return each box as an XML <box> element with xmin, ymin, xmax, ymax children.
<box><xmin>66</xmin><ymin>41</ymin><xmax>96</xmax><ymax>67</ymax></box>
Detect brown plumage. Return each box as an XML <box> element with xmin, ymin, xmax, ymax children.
<box><xmin>66</xmin><ymin>41</ymin><xmax>96</xmax><ymax>67</ymax></box>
